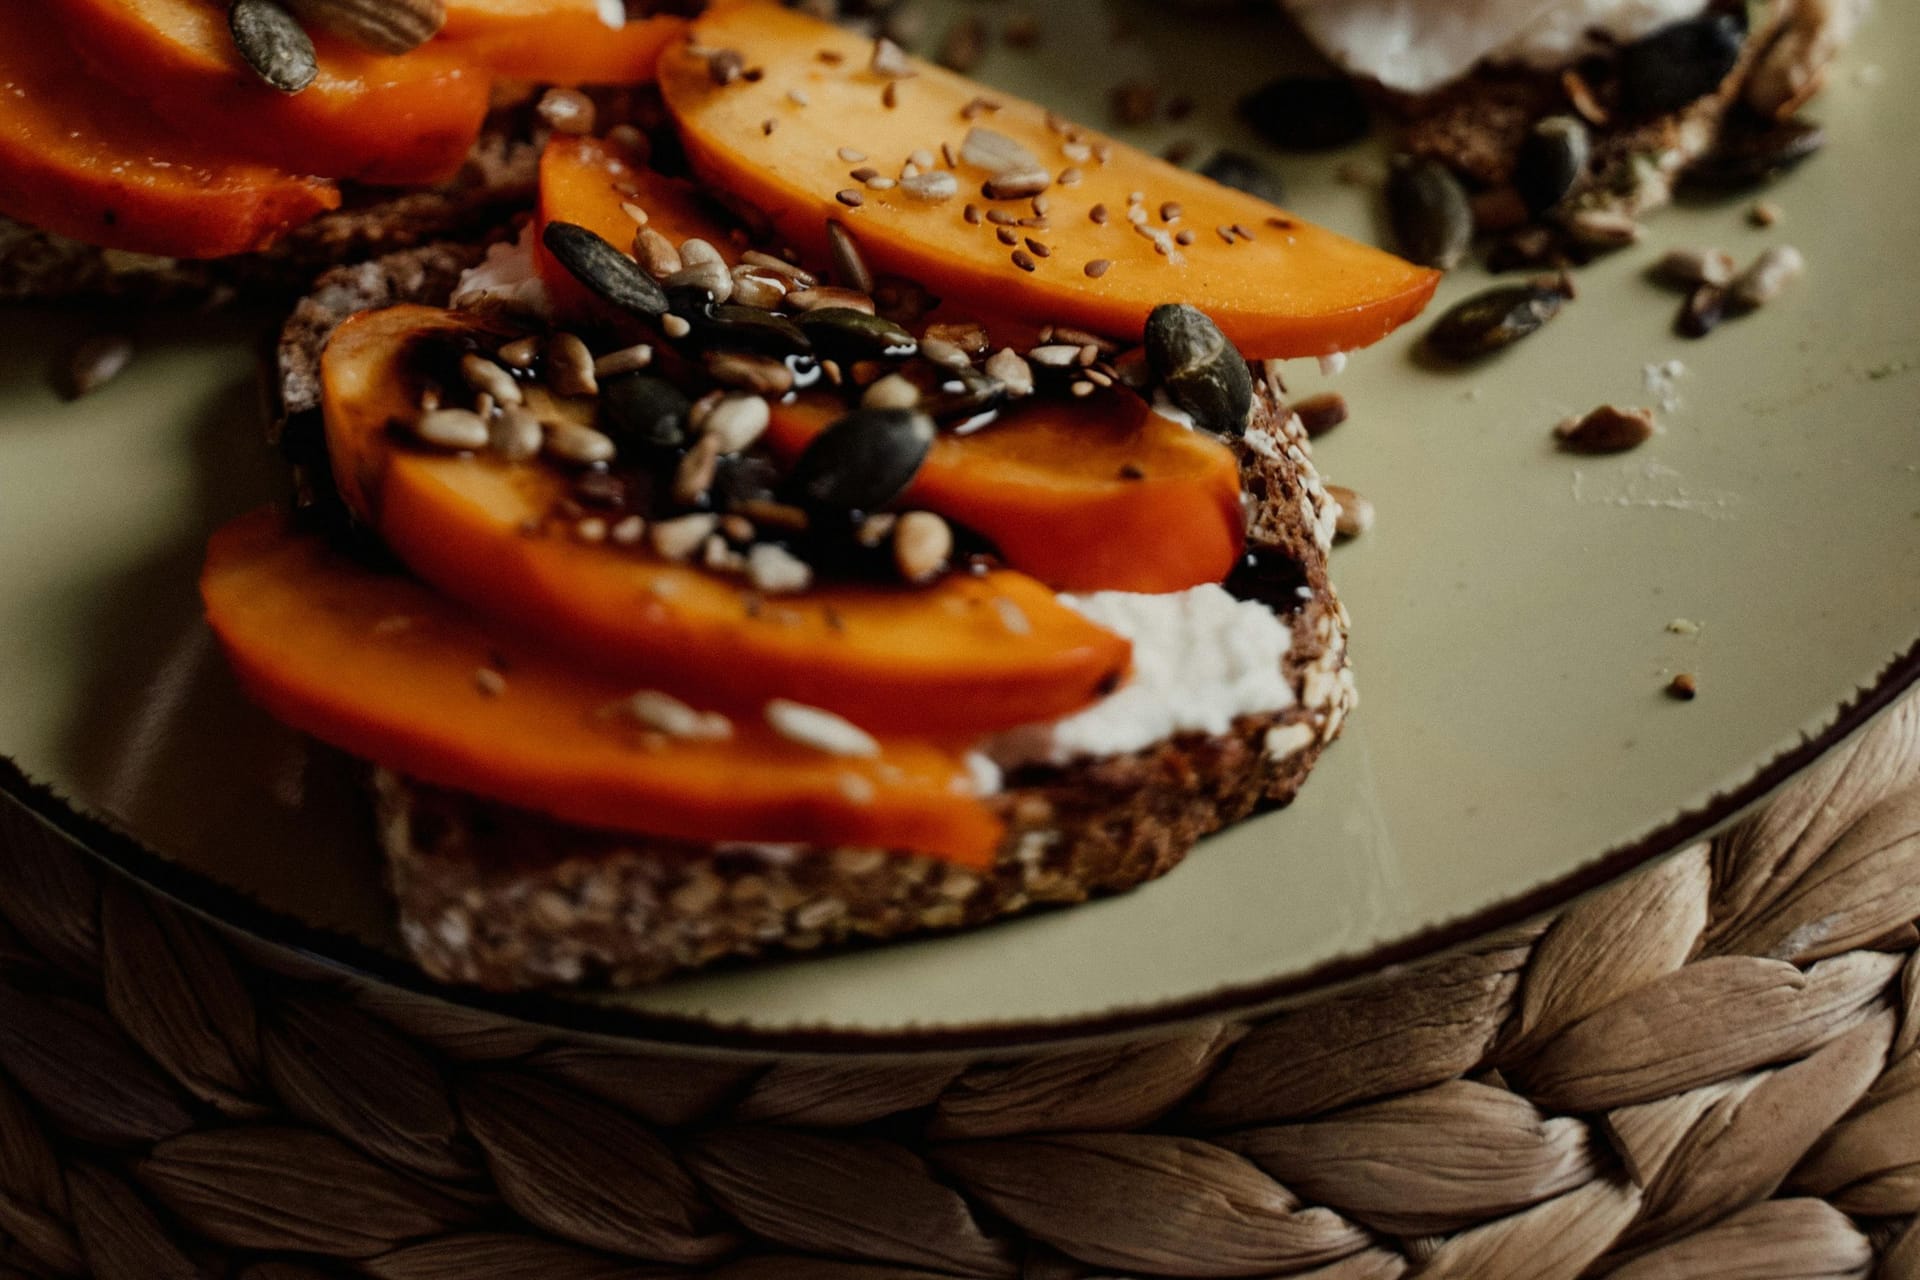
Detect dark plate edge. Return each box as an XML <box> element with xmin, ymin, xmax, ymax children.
<box><xmin>4</xmin><ymin>631</ymin><xmax>1918</xmax><ymax>1058</ymax></box>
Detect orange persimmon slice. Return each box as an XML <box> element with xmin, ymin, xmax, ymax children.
<box><xmin>51</xmin><ymin>0</ymin><xmax>489</xmax><ymax>186</ymax></box>
<box><xmin>658</xmin><ymin>1</ymin><xmax>1439</xmax><ymax>360</ymax></box>
<box><xmin>203</xmin><ymin>508</ymin><xmax>1001</xmax><ymax>865</ymax></box>
<box><xmin>442</xmin><ymin>4</ymin><xmax>687</xmax><ymax>84</ymax></box>
<box><xmin>768</xmin><ymin>392</ymin><xmax>1245</xmax><ymax>594</ymax></box>
<box><xmin>323</xmin><ymin>305</ymin><xmax>1133</xmax><ymax>736</ymax></box>
<box><xmin>0</xmin><ymin>11</ymin><xmax>338</xmax><ymax>258</ymax></box>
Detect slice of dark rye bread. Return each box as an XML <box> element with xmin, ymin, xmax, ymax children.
<box><xmin>271</xmin><ymin>250</ymin><xmax>1351</xmax><ymax>989</ymax></box>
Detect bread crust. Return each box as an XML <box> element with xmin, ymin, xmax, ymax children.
<box><xmin>368</xmin><ymin>395</ymin><xmax>1355</xmax><ymax>991</ymax></box>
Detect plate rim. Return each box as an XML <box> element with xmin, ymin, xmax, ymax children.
<box><xmin>6</xmin><ymin>631</ymin><xmax>1916</xmax><ymax>1055</ymax></box>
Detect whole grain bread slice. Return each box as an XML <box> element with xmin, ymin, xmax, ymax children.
<box><xmin>366</xmin><ymin>393</ymin><xmax>1352</xmax><ymax>991</ymax></box>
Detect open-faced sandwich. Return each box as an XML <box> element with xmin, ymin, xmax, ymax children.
<box><xmin>0</xmin><ymin>0</ymin><xmax>694</xmax><ymax>302</ymax></box>
<box><xmin>1263</xmin><ymin>0</ymin><xmax>1867</xmax><ymax>265</ymax></box>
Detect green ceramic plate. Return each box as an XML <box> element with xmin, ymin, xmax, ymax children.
<box><xmin>1</xmin><ymin>0</ymin><xmax>1916</xmax><ymax>1047</ymax></box>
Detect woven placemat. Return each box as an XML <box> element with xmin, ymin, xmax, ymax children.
<box><xmin>1</xmin><ymin>696</ymin><xmax>1917</xmax><ymax>1278</ymax></box>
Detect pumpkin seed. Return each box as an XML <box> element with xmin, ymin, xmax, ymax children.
<box><xmin>1554</xmin><ymin>405</ymin><xmax>1655</xmax><ymax>454</ymax></box>
<box><xmin>794</xmin><ymin>308</ymin><xmax>917</xmax><ymax>362</ymax></box>
<box><xmin>1515</xmin><ymin>116</ymin><xmax>1590</xmax><ymax>216</ymax></box>
<box><xmin>1198</xmin><ymin>151</ymin><xmax>1286</xmax><ymax>206</ymax></box>
<box><xmin>1424</xmin><ymin>284</ymin><xmax>1566</xmax><ymax>361</ymax></box>
<box><xmin>230</xmin><ymin>0</ymin><xmax>318</xmax><ymax>94</ymax></box>
<box><xmin>1689</xmin><ymin>118</ymin><xmax>1826</xmax><ymax>188</ymax></box>
<box><xmin>542</xmin><ymin>221</ymin><xmax>668</xmax><ymax>320</ymax></box>
<box><xmin>785</xmin><ymin>408</ymin><xmax>936</xmax><ymax>517</ymax></box>
<box><xmin>1618</xmin><ymin>11</ymin><xmax>1746</xmax><ymax>118</ymax></box>
<box><xmin>599</xmin><ymin>374</ymin><xmax>690</xmax><ymax>452</ymax></box>
<box><xmin>1385</xmin><ymin>155</ymin><xmax>1472</xmax><ymax>271</ymax></box>
<box><xmin>1240</xmin><ymin>76</ymin><xmax>1370</xmax><ymax>152</ymax></box>
<box><xmin>284</xmin><ymin>0</ymin><xmax>444</xmax><ymax>55</ymax></box>
<box><xmin>1144</xmin><ymin>303</ymin><xmax>1254</xmax><ymax>436</ymax></box>
<box><xmin>699</xmin><ymin>305</ymin><xmax>812</xmax><ymax>358</ymax></box>
<box><xmin>409</xmin><ymin>408</ymin><xmax>488</xmax><ymax>452</ymax></box>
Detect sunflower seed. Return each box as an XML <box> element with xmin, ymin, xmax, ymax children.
<box><xmin>488</xmin><ymin>405</ymin><xmax>543</xmax><ymax>461</ymax></box>
<box><xmin>633</xmin><ymin>228</ymin><xmax>683</xmax><ymax>280</ymax></box>
<box><xmin>1424</xmin><ymin>284</ymin><xmax>1567</xmax><ymax>361</ymax></box>
<box><xmin>542</xmin><ymin>421</ymin><xmax>617</xmax><ymax>466</ymax></box>
<box><xmin>229</xmin><ymin>0</ymin><xmax>318</xmax><ymax>94</ymax></box>
<box><xmin>1729</xmin><ymin>244</ymin><xmax>1805</xmax><ymax>310</ymax></box>
<box><xmin>747</xmin><ymin>544</ymin><xmax>814</xmax><ymax>594</ymax></box>
<box><xmin>1385</xmin><ymin>155</ymin><xmax>1472</xmax><ymax>271</ymax></box>
<box><xmin>593</xmin><ymin>343</ymin><xmax>654</xmax><ymax>377</ymax></box>
<box><xmin>730</xmin><ymin>267</ymin><xmax>788</xmax><ymax>310</ymax></box>
<box><xmin>543</xmin><ymin>221</ymin><xmax>668</xmax><ymax>319</ymax></box>
<box><xmin>544</xmin><ymin>332</ymin><xmax>597</xmax><ymax>398</ymax></box>
<box><xmin>705</xmin><ymin>350</ymin><xmax>795</xmax><ymax>395</ymax></box>
<box><xmin>1554</xmin><ymin>404</ymin><xmax>1656</xmax><ymax>454</ymax></box>
<box><xmin>985</xmin><ymin>347</ymin><xmax>1034</xmax><ymax>397</ymax></box>
<box><xmin>701</xmin><ymin>394</ymin><xmax>771</xmax><ymax>453</ymax></box>
<box><xmin>893</xmin><ymin>511</ymin><xmax>952</xmax><ymax>583</ymax></box>
<box><xmin>410</xmin><ymin>408</ymin><xmax>488</xmax><ymax>451</ymax></box>
<box><xmin>459</xmin><ymin>353</ymin><xmax>521</xmax><ymax>406</ymax></box>
<box><xmin>672</xmin><ymin>433</ymin><xmax>722</xmax><ymax>505</ymax></box>
<box><xmin>650</xmin><ymin>513</ymin><xmax>717</xmax><ymax>561</ymax></box>
<box><xmin>861</xmin><ymin>373</ymin><xmax>922</xmax><ymax>410</ymax></box>
<box><xmin>1145</xmin><ymin>303</ymin><xmax>1253</xmax><ymax>436</ymax></box>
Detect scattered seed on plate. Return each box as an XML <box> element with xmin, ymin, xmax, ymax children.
<box><xmin>1729</xmin><ymin>244</ymin><xmax>1804</xmax><ymax>310</ymax></box>
<box><xmin>1666</xmin><ymin>672</ymin><xmax>1699</xmax><ymax>701</ymax></box>
<box><xmin>1554</xmin><ymin>404</ymin><xmax>1655</xmax><ymax>454</ymax></box>
<box><xmin>1425</xmin><ymin>283</ymin><xmax>1567</xmax><ymax>362</ymax></box>
<box><xmin>1292</xmin><ymin>391</ymin><xmax>1349</xmax><ymax>437</ymax></box>
<box><xmin>1654</xmin><ymin>247</ymin><xmax>1737</xmax><ymax>290</ymax></box>
<box><xmin>1677</xmin><ymin>284</ymin><xmax>1729</xmax><ymax>339</ymax></box>
<box><xmin>1326</xmin><ymin>484</ymin><xmax>1373</xmax><ymax>539</ymax></box>
<box><xmin>59</xmin><ymin>332</ymin><xmax>133</xmax><ymax>400</ymax></box>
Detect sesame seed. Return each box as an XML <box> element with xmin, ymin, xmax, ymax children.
<box><xmin>909</xmin><ymin>147</ymin><xmax>935</xmax><ymax>169</ymax></box>
<box><xmin>1058</xmin><ymin>166</ymin><xmax>1084</xmax><ymax>186</ymax></box>
<box><xmin>963</xmin><ymin>203</ymin><xmax>982</xmax><ymax>225</ymax></box>
<box><xmin>996</xmin><ymin>226</ymin><xmax>1018</xmax><ymax>245</ymax></box>
<box><xmin>987</xmin><ymin>208</ymin><xmax>1019</xmax><ymax>225</ymax></box>
<box><xmin>619</xmin><ymin>201</ymin><xmax>649</xmax><ymax>226</ymax></box>
<box><xmin>766</xmin><ymin>699</ymin><xmax>880</xmax><ymax>757</ymax></box>
<box><xmin>1160</xmin><ymin>201</ymin><xmax>1182</xmax><ymax>222</ymax></box>
<box><xmin>1231</xmin><ymin>223</ymin><xmax>1254</xmax><ymax>242</ymax></box>
<box><xmin>882</xmin><ymin>81</ymin><xmax>899</xmax><ymax>109</ymax></box>
<box><xmin>1025</xmin><ymin>238</ymin><xmax>1050</xmax><ymax>257</ymax></box>
<box><xmin>1031</xmin><ymin>195</ymin><xmax>1050</xmax><ymax>216</ymax></box>
<box><xmin>1127</xmin><ymin>206</ymin><xmax>1149</xmax><ymax>225</ymax></box>
<box><xmin>1084</xmin><ymin>258</ymin><xmax>1111</xmax><ymax>278</ymax></box>
<box><xmin>836</xmin><ymin>188</ymin><xmax>865</xmax><ymax>207</ymax></box>
<box><xmin>1011</xmin><ymin>249</ymin><xmax>1037</xmax><ymax>272</ymax></box>
<box><xmin>816</xmin><ymin>48</ymin><xmax>843</xmax><ymax>64</ymax></box>
<box><xmin>838</xmin><ymin>146</ymin><xmax>867</xmax><ymax>163</ymax></box>
<box><xmin>787</xmin><ymin>87</ymin><xmax>810</xmax><ymax>106</ymax></box>
<box><xmin>474</xmin><ymin>668</ymin><xmax>506</xmax><ymax>697</ymax></box>
<box><xmin>850</xmin><ymin>165</ymin><xmax>878</xmax><ymax>181</ymax></box>
<box><xmin>941</xmin><ymin>141</ymin><xmax>958</xmax><ymax>167</ymax></box>
<box><xmin>1089</xmin><ymin>203</ymin><xmax>1109</xmax><ymax>224</ymax></box>
<box><xmin>761</xmin><ymin>118</ymin><xmax>777</xmax><ymax>136</ymax></box>
<box><xmin>1216</xmin><ymin>224</ymin><xmax>1236</xmax><ymax>244</ymax></box>
<box><xmin>866</xmin><ymin>176</ymin><xmax>896</xmax><ymax>190</ymax></box>
<box><xmin>1175</xmin><ymin>229</ymin><xmax>1195</xmax><ymax>246</ymax></box>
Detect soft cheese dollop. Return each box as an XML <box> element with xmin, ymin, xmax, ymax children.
<box><xmin>1282</xmin><ymin>0</ymin><xmax>1710</xmax><ymax>94</ymax></box>
<box><xmin>450</xmin><ymin>223</ymin><xmax>552</xmax><ymax>320</ymax></box>
<box><xmin>989</xmin><ymin>584</ymin><xmax>1298</xmax><ymax>767</ymax></box>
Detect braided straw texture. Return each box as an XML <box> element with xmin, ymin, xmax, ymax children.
<box><xmin>2</xmin><ymin>696</ymin><xmax>1919</xmax><ymax>1278</ymax></box>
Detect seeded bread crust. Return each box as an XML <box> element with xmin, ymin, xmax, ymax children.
<box><xmin>0</xmin><ymin>131</ymin><xmax>537</xmax><ymax>308</ymax></box>
<box><xmin>369</xmin><ymin>390</ymin><xmax>1355</xmax><ymax>991</ymax></box>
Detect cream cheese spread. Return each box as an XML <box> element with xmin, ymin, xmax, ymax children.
<box><xmin>1281</xmin><ymin>0</ymin><xmax>1711</xmax><ymax>94</ymax></box>
<box><xmin>989</xmin><ymin>584</ymin><xmax>1299</xmax><ymax>767</ymax></box>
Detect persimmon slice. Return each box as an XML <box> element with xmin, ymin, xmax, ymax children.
<box><xmin>51</xmin><ymin>0</ymin><xmax>489</xmax><ymax>185</ymax></box>
<box><xmin>0</xmin><ymin>11</ymin><xmax>338</xmax><ymax>258</ymax></box>
<box><xmin>323</xmin><ymin>305</ymin><xmax>1133</xmax><ymax>736</ymax></box>
<box><xmin>535</xmin><ymin>135</ymin><xmax>735</xmax><ymax>323</ymax></box>
<box><xmin>768</xmin><ymin>392</ymin><xmax>1245</xmax><ymax>594</ymax></box>
<box><xmin>442</xmin><ymin>5</ymin><xmax>687</xmax><ymax>84</ymax></box>
<box><xmin>658</xmin><ymin>1</ymin><xmax>1439</xmax><ymax>359</ymax></box>
<box><xmin>203</xmin><ymin>509</ymin><xmax>1001</xmax><ymax>865</ymax></box>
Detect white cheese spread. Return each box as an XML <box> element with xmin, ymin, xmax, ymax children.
<box><xmin>1281</xmin><ymin>0</ymin><xmax>1710</xmax><ymax>94</ymax></box>
<box><xmin>988</xmin><ymin>584</ymin><xmax>1298</xmax><ymax>768</ymax></box>
<box><xmin>449</xmin><ymin>223</ymin><xmax>552</xmax><ymax>320</ymax></box>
